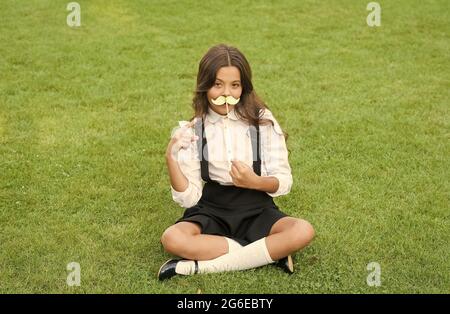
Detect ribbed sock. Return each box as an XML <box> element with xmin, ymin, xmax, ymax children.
<box><xmin>175</xmin><ymin>237</ymin><xmax>243</xmax><ymax>275</ymax></box>
<box><xmin>226</xmin><ymin>237</ymin><xmax>243</xmax><ymax>252</ymax></box>
<box><xmin>197</xmin><ymin>238</ymin><xmax>274</xmax><ymax>274</ymax></box>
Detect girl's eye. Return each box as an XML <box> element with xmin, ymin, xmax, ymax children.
<box><xmin>215</xmin><ymin>82</ymin><xmax>222</xmax><ymax>87</ymax></box>
<box><xmin>233</xmin><ymin>84</ymin><xmax>240</xmax><ymax>88</ymax></box>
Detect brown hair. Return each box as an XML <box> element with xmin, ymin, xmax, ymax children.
<box><xmin>190</xmin><ymin>44</ymin><xmax>288</xmax><ymax>140</ymax></box>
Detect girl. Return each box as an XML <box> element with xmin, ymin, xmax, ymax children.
<box><xmin>159</xmin><ymin>44</ymin><xmax>314</xmax><ymax>280</ymax></box>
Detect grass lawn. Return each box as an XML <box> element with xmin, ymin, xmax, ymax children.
<box><xmin>0</xmin><ymin>0</ymin><xmax>448</xmax><ymax>293</ymax></box>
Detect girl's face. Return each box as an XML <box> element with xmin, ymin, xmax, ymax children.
<box><xmin>207</xmin><ymin>66</ymin><xmax>242</xmax><ymax>115</ymax></box>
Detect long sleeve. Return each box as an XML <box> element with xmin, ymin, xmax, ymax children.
<box><xmin>260</xmin><ymin>110</ymin><xmax>293</xmax><ymax>197</ymax></box>
<box><xmin>169</xmin><ymin>122</ymin><xmax>203</xmax><ymax>208</ymax></box>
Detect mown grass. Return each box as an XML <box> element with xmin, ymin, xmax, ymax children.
<box><xmin>0</xmin><ymin>0</ymin><xmax>448</xmax><ymax>293</ymax></box>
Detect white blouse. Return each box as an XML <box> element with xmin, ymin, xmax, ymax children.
<box><xmin>170</xmin><ymin>107</ymin><xmax>293</xmax><ymax>208</ymax></box>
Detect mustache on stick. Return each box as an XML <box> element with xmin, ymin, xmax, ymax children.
<box><xmin>211</xmin><ymin>95</ymin><xmax>240</xmax><ymax>106</ymax></box>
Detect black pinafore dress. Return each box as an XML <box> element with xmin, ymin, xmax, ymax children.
<box><xmin>175</xmin><ymin>116</ymin><xmax>288</xmax><ymax>246</ymax></box>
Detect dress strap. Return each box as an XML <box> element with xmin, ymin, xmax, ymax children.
<box><xmin>249</xmin><ymin>123</ymin><xmax>261</xmax><ymax>176</ymax></box>
<box><xmin>194</xmin><ymin>117</ymin><xmax>213</xmax><ymax>182</ymax></box>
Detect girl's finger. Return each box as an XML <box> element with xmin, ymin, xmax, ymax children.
<box><xmin>191</xmin><ymin>117</ymin><xmax>198</xmax><ymax>126</ymax></box>
<box><xmin>231</xmin><ymin>160</ymin><xmax>243</xmax><ymax>171</ymax></box>
<box><xmin>179</xmin><ymin>132</ymin><xmax>193</xmax><ymax>141</ymax></box>
<box><xmin>180</xmin><ymin>138</ymin><xmax>190</xmax><ymax>148</ymax></box>
<box><xmin>230</xmin><ymin>164</ymin><xmax>239</xmax><ymax>177</ymax></box>
<box><xmin>185</xmin><ymin>117</ymin><xmax>197</xmax><ymax>129</ymax></box>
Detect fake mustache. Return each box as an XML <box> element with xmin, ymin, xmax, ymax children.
<box><xmin>210</xmin><ymin>95</ymin><xmax>240</xmax><ymax>106</ymax></box>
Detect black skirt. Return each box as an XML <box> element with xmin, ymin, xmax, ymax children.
<box><xmin>176</xmin><ymin>181</ymin><xmax>288</xmax><ymax>246</ymax></box>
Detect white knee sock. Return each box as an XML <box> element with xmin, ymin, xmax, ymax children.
<box><xmin>226</xmin><ymin>237</ymin><xmax>243</xmax><ymax>253</ymax></box>
<box><xmin>175</xmin><ymin>237</ymin><xmax>242</xmax><ymax>275</ymax></box>
<box><xmin>198</xmin><ymin>237</ymin><xmax>274</xmax><ymax>274</ymax></box>
<box><xmin>175</xmin><ymin>237</ymin><xmax>274</xmax><ymax>275</ymax></box>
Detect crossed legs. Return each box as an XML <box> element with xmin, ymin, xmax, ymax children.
<box><xmin>160</xmin><ymin>217</ymin><xmax>315</xmax><ymax>262</ymax></box>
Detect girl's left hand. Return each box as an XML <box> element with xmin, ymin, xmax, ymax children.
<box><xmin>229</xmin><ymin>160</ymin><xmax>259</xmax><ymax>189</ymax></box>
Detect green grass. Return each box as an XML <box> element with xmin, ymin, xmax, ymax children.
<box><xmin>0</xmin><ymin>0</ymin><xmax>449</xmax><ymax>293</ymax></box>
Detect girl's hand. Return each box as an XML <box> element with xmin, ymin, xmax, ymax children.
<box><xmin>229</xmin><ymin>160</ymin><xmax>259</xmax><ymax>189</ymax></box>
<box><xmin>167</xmin><ymin>118</ymin><xmax>198</xmax><ymax>158</ymax></box>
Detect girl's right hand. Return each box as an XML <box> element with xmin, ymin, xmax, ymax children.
<box><xmin>167</xmin><ymin>118</ymin><xmax>199</xmax><ymax>155</ymax></box>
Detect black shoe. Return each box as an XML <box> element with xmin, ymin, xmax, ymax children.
<box><xmin>275</xmin><ymin>255</ymin><xmax>294</xmax><ymax>274</ymax></box>
<box><xmin>157</xmin><ymin>259</ymin><xmax>198</xmax><ymax>281</ymax></box>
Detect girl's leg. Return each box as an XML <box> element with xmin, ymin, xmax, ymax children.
<box><xmin>161</xmin><ymin>222</ymin><xmax>240</xmax><ymax>260</ymax></box>
<box><xmin>265</xmin><ymin>217</ymin><xmax>315</xmax><ymax>261</ymax></box>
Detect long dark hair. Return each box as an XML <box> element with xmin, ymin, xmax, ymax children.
<box><xmin>190</xmin><ymin>44</ymin><xmax>288</xmax><ymax>140</ymax></box>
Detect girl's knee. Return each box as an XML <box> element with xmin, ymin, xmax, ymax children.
<box><xmin>301</xmin><ymin>219</ymin><xmax>315</xmax><ymax>241</ymax></box>
<box><xmin>291</xmin><ymin>219</ymin><xmax>315</xmax><ymax>248</ymax></box>
<box><xmin>160</xmin><ymin>226</ymin><xmax>187</xmax><ymax>254</ymax></box>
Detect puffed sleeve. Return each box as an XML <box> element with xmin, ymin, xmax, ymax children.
<box><xmin>169</xmin><ymin>121</ymin><xmax>203</xmax><ymax>208</ymax></box>
<box><xmin>259</xmin><ymin>110</ymin><xmax>293</xmax><ymax>197</ymax></box>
